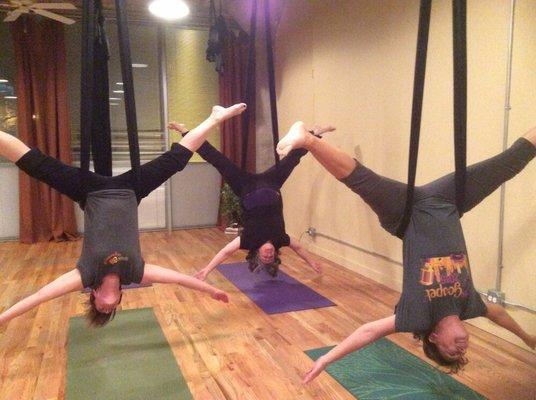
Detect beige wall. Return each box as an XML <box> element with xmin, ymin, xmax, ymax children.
<box><xmin>276</xmin><ymin>0</ymin><xmax>535</xmax><ymax>348</ymax></box>
<box><xmin>166</xmin><ymin>28</ymin><xmax>220</xmax><ymax>160</ymax></box>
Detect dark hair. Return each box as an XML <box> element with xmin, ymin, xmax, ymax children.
<box><xmin>415</xmin><ymin>331</ymin><xmax>468</xmax><ymax>373</ymax></box>
<box><xmin>246</xmin><ymin>249</ymin><xmax>282</xmax><ymax>277</ymax></box>
<box><xmin>85</xmin><ymin>292</ymin><xmax>122</xmax><ymax>327</ymax></box>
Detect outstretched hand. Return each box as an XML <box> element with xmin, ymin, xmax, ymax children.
<box><xmin>302</xmin><ymin>357</ymin><xmax>328</xmax><ymax>384</ymax></box>
<box><xmin>311</xmin><ymin>125</ymin><xmax>336</xmax><ymax>137</ymax></box>
<box><xmin>194</xmin><ymin>268</ymin><xmax>209</xmax><ymax>281</ymax></box>
<box><xmin>211</xmin><ymin>289</ymin><xmax>229</xmax><ymax>303</ymax></box>
<box><xmin>525</xmin><ymin>335</ymin><xmax>535</xmax><ymax>350</ymax></box>
<box><xmin>310</xmin><ymin>261</ymin><xmax>323</xmax><ymax>274</ymax></box>
<box><xmin>168</xmin><ymin>122</ymin><xmax>188</xmax><ymax>134</ymax></box>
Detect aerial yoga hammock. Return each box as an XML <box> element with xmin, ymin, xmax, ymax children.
<box><xmin>0</xmin><ymin>0</ymin><xmax>244</xmax><ymax>329</ymax></box>
<box><xmin>273</xmin><ymin>0</ymin><xmax>536</xmax><ymax>379</ymax></box>
<box><xmin>169</xmin><ymin>0</ymin><xmax>331</xmax><ymax>280</ymax></box>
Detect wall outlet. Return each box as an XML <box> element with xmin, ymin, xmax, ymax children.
<box><xmin>486</xmin><ymin>289</ymin><xmax>505</xmax><ymax>306</ymax></box>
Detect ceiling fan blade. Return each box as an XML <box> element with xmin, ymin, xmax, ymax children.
<box><xmin>32</xmin><ymin>3</ymin><xmax>77</xmax><ymax>10</ymax></box>
<box><xmin>32</xmin><ymin>8</ymin><xmax>75</xmax><ymax>24</ymax></box>
<box><xmin>3</xmin><ymin>10</ymin><xmax>23</xmax><ymax>22</ymax></box>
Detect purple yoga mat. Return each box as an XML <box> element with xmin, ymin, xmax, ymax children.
<box><xmin>81</xmin><ymin>282</ymin><xmax>152</xmax><ymax>293</ymax></box>
<box><xmin>217</xmin><ymin>262</ymin><xmax>335</xmax><ymax>314</ymax></box>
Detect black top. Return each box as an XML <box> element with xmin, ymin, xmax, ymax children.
<box><xmin>395</xmin><ymin>196</ymin><xmax>486</xmax><ymax>333</ymax></box>
<box><xmin>239</xmin><ymin>187</ymin><xmax>291</xmax><ymax>251</ymax></box>
<box><xmin>76</xmin><ymin>189</ymin><xmax>145</xmax><ymax>288</ymax></box>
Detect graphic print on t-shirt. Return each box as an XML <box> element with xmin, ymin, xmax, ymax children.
<box><xmin>104</xmin><ymin>252</ymin><xmax>129</xmax><ymax>266</ymax></box>
<box><xmin>419</xmin><ymin>253</ymin><xmax>469</xmax><ymax>301</ymax></box>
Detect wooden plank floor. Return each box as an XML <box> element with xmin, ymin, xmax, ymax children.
<box><xmin>0</xmin><ymin>228</ymin><xmax>534</xmax><ymax>400</ymax></box>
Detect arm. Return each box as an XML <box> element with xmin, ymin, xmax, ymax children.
<box><xmin>289</xmin><ymin>238</ymin><xmax>322</xmax><ymax>273</ymax></box>
<box><xmin>194</xmin><ymin>236</ymin><xmax>241</xmax><ymax>281</ymax></box>
<box><xmin>0</xmin><ymin>269</ymin><xmax>83</xmax><ymax>325</ymax></box>
<box><xmin>303</xmin><ymin>315</ymin><xmax>396</xmax><ymax>383</ymax></box>
<box><xmin>485</xmin><ymin>303</ymin><xmax>535</xmax><ymax>349</ymax></box>
<box><xmin>141</xmin><ymin>264</ymin><xmax>229</xmax><ymax>303</ymax></box>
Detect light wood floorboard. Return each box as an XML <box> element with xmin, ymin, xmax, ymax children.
<box><xmin>0</xmin><ymin>229</ymin><xmax>534</xmax><ymax>399</ymax></box>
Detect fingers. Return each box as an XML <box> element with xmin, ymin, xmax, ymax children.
<box><xmin>302</xmin><ymin>369</ymin><xmax>316</xmax><ymax>384</ymax></box>
<box><xmin>311</xmin><ymin>124</ymin><xmax>336</xmax><ymax>137</ymax></box>
<box><xmin>167</xmin><ymin>122</ymin><xmax>187</xmax><ymax>133</ymax></box>
<box><xmin>194</xmin><ymin>270</ymin><xmax>207</xmax><ymax>281</ymax></box>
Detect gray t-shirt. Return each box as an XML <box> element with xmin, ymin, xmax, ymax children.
<box><xmin>395</xmin><ymin>196</ymin><xmax>486</xmax><ymax>333</ymax></box>
<box><xmin>77</xmin><ymin>189</ymin><xmax>145</xmax><ymax>288</ymax></box>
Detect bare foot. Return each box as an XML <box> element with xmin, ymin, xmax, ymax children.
<box><xmin>211</xmin><ymin>103</ymin><xmax>247</xmax><ymax>123</ymax></box>
<box><xmin>277</xmin><ymin>121</ymin><xmax>312</xmax><ymax>156</ymax></box>
<box><xmin>168</xmin><ymin>122</ymin><xmax>188</xmax><ymax>134</ymax></box>
<box><xmin>523</xmin><ymin>126</ymin><xmax>536</xmax><ymax>147</ymax></box>
<box><xmin>311</xmin><ymin>125</ymin><xmax>336</xmax><ymax>137</ymax></box>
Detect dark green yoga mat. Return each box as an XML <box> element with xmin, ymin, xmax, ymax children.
<box><xmin>305</xmin><ymin>338</ymin><xmax>485</xmax><ymax>400</ymax></box>
<box><xmin>66</xmin><ymin>308</ymin><xmax>193</xmax><ymax>400</ymax></box>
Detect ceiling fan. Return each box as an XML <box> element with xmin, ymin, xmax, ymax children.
<box><xmin>1</xmin><ymin>1</ymin><xmax>77</xmax><ymax>24</ymax></box>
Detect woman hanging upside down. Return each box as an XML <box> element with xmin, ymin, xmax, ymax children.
<box><xmin>275</xmin><ymin>122</ymin><xmax>536</xmax><ymax>380</ymax></box>
<box><xmin>0</xmin><ymin>104</ymin><xmax>246</xmax><ymax>328</ymax></box>
<box><xmin>168</xmin><ymin>122</ymin><xmax>335</xmax><ymax>280</ymax></box>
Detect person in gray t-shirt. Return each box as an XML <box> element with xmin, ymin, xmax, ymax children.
<box><xmin>0</xmin><ymin>104</ymin><xmax>246</xmax><ymax>328</ymax></box>
<box><xmin>276</xmin><ymin>122</ymin><xmax>536</xmax><ymax>381</ymax></box>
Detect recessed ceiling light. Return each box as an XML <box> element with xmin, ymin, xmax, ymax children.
<box><xmin>113</xmin><ymin>90</ymin><xmax>124</xmax><ymax>93</ymax></box>
<box><xmin>148</xmin><ymin>0</ymin><xmax>189</xmax><ymax>21</ymax></box>
<box><xmin>109</xmin><ymin>97</ymin><xmax>121</xmax><ymax>101</ymax></box>
<box><xmin>4</xmin><ymin>96</ymin><xmax>17</xmax><ymax>99</ymax></box>
<box><xmin>132</xmin><ymin>63</ymin><xmax>148</xmax><ymax>68</ymax></box>
<box><xmin>0</xmin><ymin>79</ymin><xmax>8</xmax><ymax>83</ymax></box>
<box><xmin>116</xmin><ymin>82</ymin><xmax>124</xmax><ymax>85</ymax></box>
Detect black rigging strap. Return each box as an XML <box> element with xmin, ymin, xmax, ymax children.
<box><xmin>264</xmin><ymin>0</ymin><xmax>280</xmax><ymax>168</ymax></box>
<box><xmin>452</xmin><ymin>0</ymin><xmax>467</xmax><ymax>215</ymax></box>
<box><xmin>241</xmin><ymin>0</ymin><xmax>258</xmax><ymax>171</ymax></box>
<box><xmin>396</xmin><ymin>0</ymin><xmax>467</xmax><ymax>238</ymax></box>
<box><xmin>115</xmin><ymin>0</ymin><xmax>141</xmax><ymax>187</ymax></box>
<box><xmin>80</xmin><ymin>0</ymin><xmax>141</xmax><ymax>196</ymax></box>
<box><xmin>241</xmin><ymin>0</ymin><xmax>280</xmax><ymax>170</ymax></box>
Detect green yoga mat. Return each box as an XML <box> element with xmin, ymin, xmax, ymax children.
<box><xmin>305</xmin><ymin>338</ymin><xmax>485</xmax><ymax>400</ymax></box>
<box><xmin>66</xmin><ymin>308</ymin><xmax>193</xmax><ymax>400</ymax></box>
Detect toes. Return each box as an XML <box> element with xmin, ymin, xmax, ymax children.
<box><xmin>232</xmin><ymin>103</ymin><xmax>247</xmax><ymax>113</ymax></box>
<box><xmin>276</xmin><ymin>144</ymin><xmax>291</xmax><ymax>156</ymax></box>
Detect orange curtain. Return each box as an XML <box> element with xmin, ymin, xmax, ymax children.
<box><xmin>219</xmin><ymin>29</ymin><xmax>256</xmax><ymax>171</ymax></box>
<box><xmin>11</xmin><ymin>17</ymin><xmax>78</xmax><ymax>243</ymax></box>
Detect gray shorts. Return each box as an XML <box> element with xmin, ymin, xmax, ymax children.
<box><xmin>340</xmin><ymin>138</ymin><xmax>535</xmax><ymax>237</ymax></box>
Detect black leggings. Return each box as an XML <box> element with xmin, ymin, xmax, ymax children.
<box><xmin>16</xmin><ymin>143</ymin><xmax>193</xmax><ymax>205</ymax></box>
<box><xmin>196</xmin><ymin>141</ymin><xmax>308</xmax><ymax>196</ymax></box>
<box><xmin>340</xmin><ymin>138</ymin><xmax>536</xmax><ymax>236</ymax></box>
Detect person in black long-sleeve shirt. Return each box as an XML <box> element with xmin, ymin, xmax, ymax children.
<box><xmin>168</xmin><ymin>122</ymin><xmax>334</xmax><ymax>279</ymax></box>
